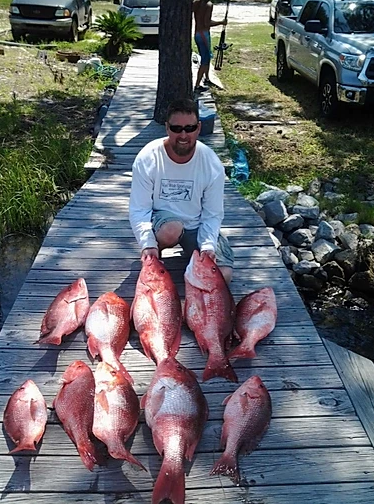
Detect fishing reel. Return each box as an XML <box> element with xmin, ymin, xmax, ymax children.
<box><xmin>214</xmin><ymin>42</ymin><xmax>232</xmax><ymax>51</ymax></box>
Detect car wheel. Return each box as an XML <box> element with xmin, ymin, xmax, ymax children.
<box><xmin>68</xmin><ymin>18</ymin><xmax>79</xmax><ymax>43</ymax></box>
<box><xmin>319</xmin><ymin>71</ymin><xmax>339</xmax><ymax>119</ymax></box>
<box><xmin>276</xmin><ymin>43</ymin><xmax>294</xmax><ymax>82</ymax></box>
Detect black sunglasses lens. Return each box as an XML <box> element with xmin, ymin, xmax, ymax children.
<box><xmin>169</xmin><ymin>124</ymin><xmax>198</xmax><ymax>133</ymax></box>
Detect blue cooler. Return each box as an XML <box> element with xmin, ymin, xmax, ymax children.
<box><xmin>198</xmin><ymin>101</ymin><xmax>216</xmax><ymax>136</ymax></box>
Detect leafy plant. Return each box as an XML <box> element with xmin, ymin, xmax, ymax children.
<box><xmin>93</xmin><ymin>11</ymin><xmax>143</xmax><ymax>58</ymax></box>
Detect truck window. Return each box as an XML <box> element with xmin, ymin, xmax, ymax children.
<box><xmin>299</xmin><ymin>0</ymin><xmax>320</xmax><ymax>24</ymax></box>
<box><xmin>315</xmin><ymin>2</ymin><xmax>330</xmax><ymax>29</ymax></box>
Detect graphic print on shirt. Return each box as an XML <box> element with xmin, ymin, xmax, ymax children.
<box><xmin>159</xmin><ymin>179</ymin><xmax>194</xmax><ymax>202</ymax></box>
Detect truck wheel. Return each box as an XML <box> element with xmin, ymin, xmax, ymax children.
<box><xmin>319</xmin><ymin>72</ymin><xmax>339</xmax><ymax>119</ymax></box>
<box><xmin>68</xmin><ymin>18</ymin><xmax>79</xmax><ymax>43</ymax></box>
<box><xmin>277</xmin><ymin>44</ymin><xmax>294</xmax><ymax>82</ymax></box>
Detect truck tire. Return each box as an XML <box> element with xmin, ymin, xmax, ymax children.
<box><xmin>319</xmin><ymin>71</ymin><xmax>339</xmax><ymax>119</ymax></box>
<box><xmin>276</xmin><ymin>44</ymin><xmax>294</xmax><ymax>82</ymax></box>
<box><xmin>68</xmin><ymin>18</ymin><xmax>79</xmax><ymax>43</ymax></box>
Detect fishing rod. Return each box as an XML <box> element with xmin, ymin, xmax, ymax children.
<box><xmin>214</xmin><ymin>0</ymin><xmax>232</xmax><ymax>70</ymax></box>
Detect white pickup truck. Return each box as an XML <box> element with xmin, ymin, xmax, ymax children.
<box><xmin>274</xmin><ymin>0</ymin><xmax>374</xmax><ymax>117</ymax></box>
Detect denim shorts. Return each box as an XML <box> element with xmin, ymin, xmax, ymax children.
<box><xmin>152</xmin><ymin>210</ymin><xmax>234</xmax><ymax>268</ymax></box>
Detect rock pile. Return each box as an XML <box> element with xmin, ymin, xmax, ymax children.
<box><xmin>250</xmin><ymin>179</ymin><xmax>374</xmax><ymax>298</ymax></box>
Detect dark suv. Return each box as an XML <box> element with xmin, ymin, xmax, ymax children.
<box><xmin>9</xmin><ymin>0</ymin><xmax>92</xmax><ymax>42</ymax></box>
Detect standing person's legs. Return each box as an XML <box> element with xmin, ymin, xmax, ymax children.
<box><xmin>194</xmin><ymin>31</ymin><xmax>212</xmax><ymax>89</ymax></box>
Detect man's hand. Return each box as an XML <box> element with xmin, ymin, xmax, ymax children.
<box><xmin>141</xmin><ymin>247</ymin><xmax>159</xmax><ymax>262</ymax></box>
<box><xmin>201</xmin><ymin>250</ymin><xmax>216</xmax><ymax>262</ymax></box>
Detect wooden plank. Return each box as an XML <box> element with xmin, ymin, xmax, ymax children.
<box><xmin>324</xmin><ymin>339</ymin><xmax>374</xmax><ymax>447</ymax></box>
<box><xmin>1</xmin><ymin>447</ymin><xmax>374</xmax><ymax>493</ymax></box>
<box><xmin>0</xmin><ymin>417</ymin><xmax>369</xmax><ymax>457</ymax></box>
<box><xmin>1</xmin><ymin>484</ymin><xmax>374</xmax><ymax>504</ymax></box>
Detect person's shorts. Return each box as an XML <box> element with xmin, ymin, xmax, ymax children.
<box><xmin>152</xmin><ymin>210</ymin><xmax>234</xmax><ymax>268</ymax></box>
<box><xmin>194</xmin><ymin>31</ymin><xmax>212</xmax><ymax>66</ymax></box>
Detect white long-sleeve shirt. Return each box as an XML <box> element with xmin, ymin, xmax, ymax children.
<box><xmin>129</xmin><ymin>137</ymin><xmax>225</xmax><ymax>252</ymax></box>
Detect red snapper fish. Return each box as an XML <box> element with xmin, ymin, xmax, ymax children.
<box><xmin>229</xmin><ymin>287</ymin><xmax>277</xmax><ymax>360</ymax></box>
<box><xmin>141</xmin><ymin>357</ymin><xmax>209</xmax><ymax>504</ymax></box>
<box><xmin>85</xmin><ymin>291</ymin><xmax>133</xmax><ymax>383</ymax></box>
<box><xmin>93</xmin><ymin>361</ymin><xmax>145</xmax><ymax>470</ymax></box>
<box><xmin>38</xmin><ymin>277</ymin><xmax>90</xmax><ymax>345</ymax></box>
<box><xmin>131</xmin><ymin>255</ymin><xmax>182</xmax><ymax>364</ymax></box>
<box><xmin>53</xmin><ymin>360</ymin><xmax>102</xmax><ymax>471</ymax></box>
<box><xmin>4</xmin><ymin>379</ymin><xmax>48</xmax><ymax>454</ymax></box>
<box><xmin>184</xmin><ymin>250</ymin><xmax>237</xmax><ymax>382</ymax></box>
<box><xmin>210</xmin><ymin>375</ymin><xmax>272</xmax><ymax>483</ymax></box>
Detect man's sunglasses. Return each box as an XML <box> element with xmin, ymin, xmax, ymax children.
<box><xmin>168</xmin><ymin>123</ymin><xmax>199</xmax><ymax>134</ymax></box>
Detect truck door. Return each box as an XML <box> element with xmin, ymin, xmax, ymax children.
<box><xmin>302</xmin><ymin>1</ymin><xmax>331</xmax><ymax>82</ymax></box>
<box><xmin>289</xmin><ymin>1</ymin><xmax>319</xmax><ymax>73</ymax></box>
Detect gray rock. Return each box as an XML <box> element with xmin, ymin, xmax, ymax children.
<box><xmin>360</xmin><ymin>224</ymin><xmax>374</xmax><ymax>237</ymax></box>
<box><xmin>288</xmin><ymin>228</ymin><xmax>314</xmax><ymax>247</ymax></box>
<box><xmin>263</xmin><ymin>199</ymin><xmax>288</xmax><ymax>226</ymax></box>
<box><xmin>309</xmin><ymin>225</ymin><xmax>318</xmax><ymax>236</ymax></box>
<box><xmin>308</xmin><ymin>178</ymin><xmax>321</xmax><ymax>196</ymax></box>
<box><xmin>286</xmin><ymin>184</ymin><xmax>304</xmax><ymax>194</ymax></box>
<box><xmin>328</xmin><ymin>220</ymin><xmax>345</xmax><ymax>237</ymax></box>
<box><xmin>293</xmin><ymin>205</ymin><xmax>320</xmax><ymax>220</ymax></box>
<box><xmin>279</xmin><ymin>246</ymin><xmax>298</xmax><ymax>266</ymax></box>
<box><xmin>250</xmin><ymin>200</ymin><xmax>263</xmax><ymax>212</ymax></box>
<box><xmin>269</xmin><ymin>232</ymin><xmax>281</xmax><ymax>249</ymax></box>
<box><xmin>335</xmin><ymin>212</ymin><xmax>358</xmax><ymax>224</ymax></box>
<box><xmin>311</xmin><ymin>239</ymin><xmax>340</xmax><ymax>264</ymax></box>
<box><xmin>349</xmin><ymin>271</ymin><xmax>374</xmax><ymax>295</ymax></box>
<box><xmin>322</xmin><ymin>261</ymin><xmax>345</xmax><ymax>282</ymax></box>
<box><xmin>272</xmin><ymin>228</ymin><xmax>284</xmax><ymax>243</ymax></box>
<box><xmin>293</xmin><ymin>260</ymin><xmax>320</xmax><ymax>275</ymax></box>
<box><xmin>323</xmin><ymin>191</ymin><xmax>345</xmax><ymax>201</ymax></box>
<box><xmin>256</xmin><ymin>189</ymin><xmax>289</xmax><ymax>205</ymax></box>
<box><xmin>278</xmin><ymin>214</ymin><xmax>304</xmax><ymax>233</ymax></box>
<box><xmin>340</xmin><ymin>231</ymin><xmax>359</xmax><ymax>250</ymax></box>
<box><xmin>334</xmin><ymin>249</ymin><xmax>357</xmax><ymax>279</ymax></box>
<box><xmin>298</xmin><ymin>249</ymin><xmax>315</xmax><ymax>261</ymax></box>
<box><xmin>296</xmin><ymin>194</ymin><xmax>319</xmax><ymax>207</ymax></box>
<box><xmin>315</xmin><ymin>221</ymin><xmax>336</xmax><ymax>242</ymax></box>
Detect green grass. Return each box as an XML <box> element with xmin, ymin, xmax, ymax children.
<box><xmin>213</xmin><ymin>22</ymin><xmax>374</xmax><ymax>223</ymax></box>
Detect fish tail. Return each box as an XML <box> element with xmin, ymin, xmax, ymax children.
<box><xmin>152</xmin><ymin>459</ymin><xmax>185</xmax><ymax>504</ymax></box>
<box><xmin>109</xmin><ymin>445</ymin><xmax>146</xmax><ymax>471</ymax></box>
<box><xmin>210</xmin><ymin>451</ymin><xmax>240</xmax><ymax>483</ymax></box>
<box><xmin>36</xmin><ymin>332</ymin><xmax>62</xmax><ymax>345</ymax></box>
<box><xmin>203</xmin><ymin>354</ymin><xmax>238</xmax><ymax>383</ymax></box>
<box><xmin>9</xmin><ymin>442</ymin><xmax>37</xmax><ymax>454</ymax></box>
<box><xmin>77</xmin><ymin>441</ymin><xmax>102</xmax><ymax>472</ymax></box>
<box><xmin>228</xmin><ymin>343</ymin><xmax>256</xmax><ymax>360</ymax></box>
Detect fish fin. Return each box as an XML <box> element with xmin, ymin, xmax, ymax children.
<box><xmin>222</xmin><ymin>394</ymin><xmax>233</xmax><ymax>406</ymax></box>
<box><xmin>210</xmin><ymin>451</ymin><xmax>239</xmax><ymax>483</ymax></box>
<box><xmin>29</xmin><ymin>398</ymin><xmax>40</xmax><ymax>422</ymax></box>
<box><xmin>170</xmin><ymin>330</ymin><xmax>182</xmax><ymax>358</ymax></box>
<box><xmin>185</xmin><ymin>440</ymin><xmax>199</xmax><ymax>461</ymax></box>
<box><xmin>152</xmin><ymin>458</ymin><xmax>185</xmax><ymax>504</ymax></box>
<box><xmin>139</xmin><ymin>335</ymin><xmax>155</xmax><ymax>362</ymax></box>
<box><xmin>96</xmin><ymin>390</ymin><xmax>110</xmax><ymax>413</ymax></box>
<box><xmin>87</xmin><ymin>336</ymin><xmax>99</xmax><ymax>359</ymax></box>
<box><xmin>202</xmin><ymin>355</ymin><xmax>238</xmax><ymax>383</ymax></box>
<box><xmin>152</xmin><ymin>430</ymin><xmax>165</xmax><ymax>457</ymax></box>
<box><xmin>108</xmin><ymin>445</ymin><xmax>147</xmax><ymax>471</ymax></box>
<box><xmin>228</xmin><ymin>343</ymin><xmax>256</xmax><ymax>360</ymax></box>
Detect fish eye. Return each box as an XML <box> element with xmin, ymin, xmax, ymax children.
<box><xmin>160</xmin><ymin>269</ymin><xmax>165</xmax><ymax>274</ymax></box>
<box><xmin>211</xmin><ymin>266</ymin><xmax>217</xmax><ymax>272</ymax></box>
<box><xmin>110</xmin><ymin>370</ymin><xmax>116</xmax><ymax>377</ymax></box>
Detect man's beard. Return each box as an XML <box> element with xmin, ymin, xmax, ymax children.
<box><xmin>170</xmin><ymin>139</ymin><xmax>195</xmax><ymax>157</ymax></box>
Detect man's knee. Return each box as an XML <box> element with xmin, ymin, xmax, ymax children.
<box><xmin>156</xmin><ymin>221</ymin><xmax>184</xmax><ymax>248</ymax></box>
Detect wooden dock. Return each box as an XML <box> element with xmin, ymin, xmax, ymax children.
<box><xmin>1</xmin><ymin>49</ymin><xmax>374</xmax><ymax>504</ymax></box>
